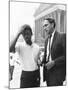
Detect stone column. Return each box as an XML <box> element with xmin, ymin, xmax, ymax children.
<box><xmin>57</xmin><ymin>9</ymin><xmax>61</xmax><ymax>32</ymax></box>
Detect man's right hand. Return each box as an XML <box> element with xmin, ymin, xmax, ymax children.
<box><xmin>45</xmin><ymin>60</ymin><xmax>55</xmax><ymax>70</ymax></box>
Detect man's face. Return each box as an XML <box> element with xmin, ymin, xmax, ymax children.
<box><xmin>24</xmin><ymin>30</ymin><xmax>32</xmax><ymax>42</ymax></box>
<box><xmin>43</xmin><ymin>20</ymin><xmax>53</xmax><ymax>35</ymax></box>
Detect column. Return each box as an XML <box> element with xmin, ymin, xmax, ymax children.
<box><xmin>57</xmin><ymin>9</ymin><xmax>61</xmax><ymax>32</ymax></box>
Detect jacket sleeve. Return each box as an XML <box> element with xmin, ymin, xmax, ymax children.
<box><xmin>55</xmin><ymin>34</ymin><xmax>66</xmax><ymax>66</ymax></box>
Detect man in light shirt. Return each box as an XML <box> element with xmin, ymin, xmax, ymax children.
<box><xmin>10</xmin><ymin>24</ymin><xmax>41</xmax><ymax>88</ymax></box>
<box><xmin>42</xmin><ymin>18</ymin><xmax>66</xmax><ymax>86</ymax></box>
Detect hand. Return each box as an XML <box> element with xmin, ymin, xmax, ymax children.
<box><xmin>45</xmin><ymin>60</ymin><xmax>55</xmax><ymax>70</ymax></box>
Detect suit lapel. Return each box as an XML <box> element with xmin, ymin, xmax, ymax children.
<box><xmin>45</xmin><ymin>38</ymin><xmax>48</xmax><ymax>51</ymax></box>
<box><xmin>51</xmin><ymin>31</ymin><xmax>58</xmax><ymax>52</ymax></box>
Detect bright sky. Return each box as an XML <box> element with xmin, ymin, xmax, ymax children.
<box><xmin>10</xmin><ymin>2</ymin><xmax>40</xmax><ymax>42</ymax></box>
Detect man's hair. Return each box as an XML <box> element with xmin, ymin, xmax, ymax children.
<box><xmin>44</xmin><ymin>18</ymin><xmax>56</xmax><ymax>28</ymax></box>
<box><xmin>21</xmin><ymin>24</ymin><xmax>33</xmax><ymax>36</ymax></box>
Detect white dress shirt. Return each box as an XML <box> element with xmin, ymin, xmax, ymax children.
<box><xmin>46</xmin><ymin>30</ymin><xmax>55</xmax><ymax>62</ymax></box>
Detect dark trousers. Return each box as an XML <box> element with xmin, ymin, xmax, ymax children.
<box><xmin>43</xmin><ymin>65</ymin><xmax>63</xmax><ymax>86</ymax></box>
<box><xmin>45</xmin><ymin>70</ymin><xmax>63</xmax><ymax>86</ymax></box>
<box><xmin>20</xmin><ymin>69</ymin><xmax>40</xmax><ymax>88</ymax></box>
<box><xmin>46</xmin><ymin>79</ymin><xmax>63</xmax><ymax>86</ymax></box>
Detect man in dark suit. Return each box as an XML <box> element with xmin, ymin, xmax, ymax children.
<box><xmin>42</xmin><ymin>18</ymin><xmax>66</xmax><ymax>86</ymax></box>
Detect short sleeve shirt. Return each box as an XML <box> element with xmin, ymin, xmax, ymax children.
<box><xmin>15</xmin><ymin>41</ymin><xmax>40</xmax><ymax>71</ymax></box>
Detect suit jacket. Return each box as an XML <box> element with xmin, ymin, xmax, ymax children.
<box><xmin>42</xmin><ymin>31</ymin><xmax>66</xmax><ymax>82</ymax></box>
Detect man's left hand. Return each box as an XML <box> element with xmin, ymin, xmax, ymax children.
<box><xmin>45</xmin><ymin>60</ymin><xmax>55</xmax><ymax>70</ymax></box>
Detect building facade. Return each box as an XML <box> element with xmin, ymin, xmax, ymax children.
<box><xmin>34</xmin><ymin>4</ymin><xmax>66</xmax><ymax>46</ymax></box>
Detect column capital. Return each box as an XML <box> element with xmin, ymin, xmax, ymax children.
<box><xmin>57</xmin><ymin>9</ymin><xmax>62</xmax><ymax>14</ymax></box>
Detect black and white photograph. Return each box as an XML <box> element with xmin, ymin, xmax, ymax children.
<box><xmin>9</xmin><ymin>0</ymin><xmax>66</xmax><ymax>89</ymax></box>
